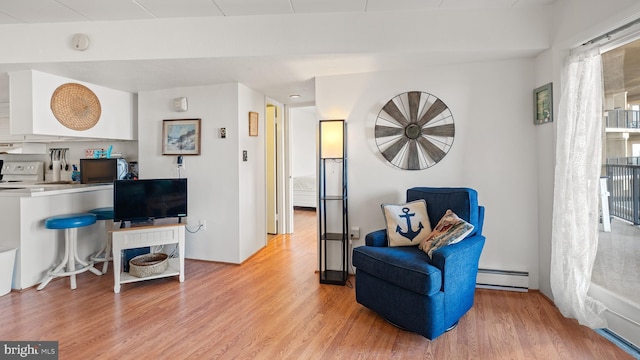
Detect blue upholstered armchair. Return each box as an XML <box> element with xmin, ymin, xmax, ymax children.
<box><xmin>352</xmin><ymin>187</ymin><xmax>485</xmax><ymax>340</ymax></box>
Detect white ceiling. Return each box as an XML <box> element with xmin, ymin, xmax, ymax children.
<box><xmin>0</xmin><ymin>0</ymin><xmax>556</xmax><ymax>105</ymax></box>
<box><xmin>0</xmin><ymin>0</ymin><xmax>556</xmax><ymax>23</ymax></box>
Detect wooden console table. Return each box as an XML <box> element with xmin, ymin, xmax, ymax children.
<box><xmin>111</xmin><ymin>223</ymin><xmax>185</xmax><ymax>293</ymax></box>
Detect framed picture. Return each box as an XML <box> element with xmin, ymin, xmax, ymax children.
<box><xmin>162</xmin><ymin>118</ymin><xmax>201</xmax><ymax>155</ymax></box>
<box><xmin>249</xmin><ymin>111</ymin><xmax>259</xmax><ymax>136</ymax></box>
<box><xmin>534</xmin><ymin>83</ymin><xmax>553</xmax><ymax>125</ymax></box>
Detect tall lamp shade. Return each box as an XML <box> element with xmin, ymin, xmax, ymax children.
<box><xmin>320</xmin><ymin>120</ymin><xmax>345</xmax><ymax>159</ymax></box>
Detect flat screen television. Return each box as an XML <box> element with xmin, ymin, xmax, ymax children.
<box><xmin>113</xmin><ymin>178</ymin><xmax>187</xmax><ymax>224</ymax></box>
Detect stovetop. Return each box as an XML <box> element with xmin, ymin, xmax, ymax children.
<box><xmin>0</xmin><ymin>161</ymin><xmax>44</xmax><ymax>182</ymax></box>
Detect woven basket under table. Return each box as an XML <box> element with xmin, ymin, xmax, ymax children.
<box><xmin>129</xmin><ymin>253</ymin><xmax>169</xmax><ymax>278</ymax></box>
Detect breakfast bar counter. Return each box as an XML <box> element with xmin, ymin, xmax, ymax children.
<box><xmin>0</xmin><ymin>184</ymin><xmax>113</xmax><ymax>290</ymax></box>
<box><xmin>0</xmin><ymin>182</ymin><xmax>111</xmax><ymax>197</ymax></box>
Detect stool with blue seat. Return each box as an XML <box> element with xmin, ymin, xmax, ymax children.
<box><xmin>37</xmin><ymin>213</ymin><xmax>103</xmax><ymax>290</ymax></box>
<box><xmin>89</xmin><ymin>207</ymin><xmax>114</xmax><ymax>273</ymax></box>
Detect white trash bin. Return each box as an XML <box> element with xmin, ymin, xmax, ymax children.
<box><xmin>0</xmin><ymin>247</ymin><xmax>16</xmax><ymax>296</ymax></box>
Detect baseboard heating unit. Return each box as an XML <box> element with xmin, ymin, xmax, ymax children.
<box><xmin>595</xmin><ymin>329</ymin><xmax>640</xmax><ymax>359</ymax></box>
<box><xmin>476</xmin><ymin>268</ymin><xmax>529</xmax><ymax>292</ymax></box>
<box><xmin>589</xmin><ymin>283</ymin><xmax>640</xmax><ymax>352</ymax></box>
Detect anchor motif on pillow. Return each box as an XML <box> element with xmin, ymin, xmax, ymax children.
<box><xmin>396</xmin><ymin>207</ymin><xmax>424</xmax><ymax>241</ymax></box>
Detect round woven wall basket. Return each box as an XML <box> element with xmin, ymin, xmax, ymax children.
<box><xmin>50</xmin><ymin>83</ymin><xmax>101</xmax><ymax>131</ymax></box>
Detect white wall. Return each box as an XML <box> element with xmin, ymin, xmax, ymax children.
<box><xmin>290</xmin><ymin>106</ymin><xmax>317</xmax><ymax>177</ymax></box>
<box><xmin>316</xmin><ymin>59</ymin><xmax>541</xmax><ymax>287</ymax></box>
<box><xmin>533</xmin><ymin>49</ymin><xmax>556</xmax><ymax>298</ymax></box>
<box><xmin>138</xmin><ymin>83</ymin><xmax>266</xmax><ymax>264</ymax></box>
<box><xmin>238</xmin><ymin>84</ymin><xmax>267</xmax><ymax>261</ymax></box>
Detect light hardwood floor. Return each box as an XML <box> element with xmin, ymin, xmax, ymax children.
<box><xmin>0</xmin><ymin>209</ymin><xmax>632</xmax><ymax>359</ymax></box>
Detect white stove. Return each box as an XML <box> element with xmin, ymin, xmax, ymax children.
<box><xmin>0</xmin><ymin>161</ymin><xmax>44</xmax><ymax>182</ymax></box>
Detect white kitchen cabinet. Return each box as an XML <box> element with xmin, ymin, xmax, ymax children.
<box><xmin>0</xmin><ymin>101</ymin><xmax>24</xmax><ymax>142</ymax></box>
<box><xmin>0</xmin><ymin>118</ymin><xmax>26</xmax><ymax>142</ymax></box>
<box><xmin>0</xmin><ymin>123</ymin><xmax>78</xmax><ymax>144</ymax></box>
<box><xmin>9</xmin><ymin>70</ymin><xmax>137</xmax><ymax>141</ymax></box>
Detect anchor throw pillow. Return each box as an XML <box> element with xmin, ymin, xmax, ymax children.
<box><xmin>381</xmin><ymin>199</ymin><xmax>431</xmax><ymax>247</ymax></box>
<box><xmin>419</xmin><ymin>209</ymin><xmax>474</xmax><ymax>258</ymax></box>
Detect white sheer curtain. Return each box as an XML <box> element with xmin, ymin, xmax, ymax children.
<box><xmin>550</xmin><ymin>47</ymin><xmax>608</xmax><ymax>329</ymax></box>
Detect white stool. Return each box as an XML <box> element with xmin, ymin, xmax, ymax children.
<box><xmin>37</xmin><ymin>213</ymin><xmax>102</xmax><ymax>290</ymax></box>
<box><xmin>89</xmin><ymin>207</ymin><xmax>114</xmax><ymax>274</ymax></box>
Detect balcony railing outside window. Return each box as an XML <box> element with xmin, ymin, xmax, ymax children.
<box><xmin>606</xmin><ymin>109</ymin><xmax>640</xmax><ymax>129</ymax></box>
<box><xmin>607</xmin><ymin>157</ymin><xmax>640</xmax><ymax>165</ymax></box>
<box><xmin>606</xmin><ymin>164</ymin><xmax>640</xmax><ymax>224</ymax></box>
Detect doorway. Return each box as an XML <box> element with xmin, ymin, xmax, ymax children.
<box><xmin>289</xmin><ymin>106</ymin><xmax>318</xmax><ymax>228</ymax></box>
<box><xmin>593</xmin><ymin>36</ymin><xmax>640</xmax><ymax>314</ymax></box>
<box><xmin>266</xmin><ymin>104</ymin><xmax>318</xmax><ymax>237</ymax></box>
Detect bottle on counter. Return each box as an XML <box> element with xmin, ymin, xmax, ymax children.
<box><xmin>71</xmin><ymin>165</ymin><xmax>81</xmax><ymax>183</ymax></box>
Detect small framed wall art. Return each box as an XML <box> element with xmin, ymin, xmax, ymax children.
<box><xmin>162</xmin><ymin>118</ymin><xmax>201</xmax><ymax>155</ymax></box>
<box><xmin>249</xmin><ymin>111</ymin><xmax>259</xmax><ymax>136</ymax></box>
<box><xmin>533</xmin><ymin>83</ymin><xmax>553</xmax><ymax>125</ymax></box>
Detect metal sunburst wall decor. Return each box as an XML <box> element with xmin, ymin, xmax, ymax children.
<box><xmin>374</xmin><ymin>91</ymin><xmax>455</xmax><ymax>170</ymax></box>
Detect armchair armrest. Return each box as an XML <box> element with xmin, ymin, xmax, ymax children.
<box><xmin>431</xmin><ymin>235</ymin><xmax>485</xmax><ymax>284</ymax></box>
<box><xmin>365</xmin><ymin>229</ymin><xmax>388</xmax><ymax>247</ymax></box>
<box><xmin>430</xmin><ymin>234</ymin><xmax>485</xmax><ymax>326</ymax></box>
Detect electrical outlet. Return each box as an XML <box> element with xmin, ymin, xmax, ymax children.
<box><xmin>199</xmin><ymin>219</ymin><xmax>207</xmax><ymax>231</ymax></box>
<box><xmin>350</xmin><ymin>226</ymin><xmax>360</xmax><ymax>239</ymax></box>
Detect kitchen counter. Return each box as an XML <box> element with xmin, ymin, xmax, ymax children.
<box><xmin>0</xmin><ymin>183</ymin><xmax>112</xmax><ymax>289</ymax></box>
<box><xmin>0</xmin><ymin>182</ymin><xmax>112</xmax><ymax>197</ymax></box>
